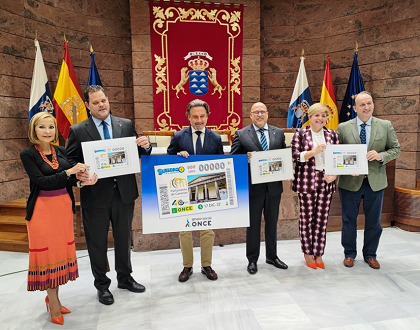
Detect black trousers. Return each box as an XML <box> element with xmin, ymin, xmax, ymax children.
<box><xmin>82</xmin><ymin>186</ymin><xmax>134</xmax><ymax>290</ymax></box>
<box><xmin>247</xmin><ymin>187</ymin><xmax>281</xmax><ymax>263</ymax></box>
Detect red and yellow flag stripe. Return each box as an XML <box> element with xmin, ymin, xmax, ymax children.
<box><xmin>320</xmin><ymin>56</ymin><xmax>338</xmax><ymax>130</ymax></box>
<box><xmin>53</xmin><ymin>41</ymin><xmax>87</xmax><ymax>140</ymax></box>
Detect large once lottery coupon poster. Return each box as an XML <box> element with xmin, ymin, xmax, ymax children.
<box><xmin>141</xmin><ymin>155</ymin><xmax>249</xmax><ymax>234</ymax></box>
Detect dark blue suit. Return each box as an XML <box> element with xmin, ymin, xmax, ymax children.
<box><xmin>167</xmin><ymin>126</ymin><xmax>223</xmax><ymax>268</ymax></box>
<box><xmin>167</xmin><ymin>126</ymin><xmax>224</xmax><ymax>156</ymax></box>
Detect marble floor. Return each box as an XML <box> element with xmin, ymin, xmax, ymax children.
<box><xmin>1</xmin><ymin>227</ymin><xmax>420</xmax><ymax>330</ymax></box>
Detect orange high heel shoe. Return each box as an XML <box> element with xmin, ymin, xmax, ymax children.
<box><xmin>45</xmin><ymin>296</ymin><xmax>71</xmax><ymax>314</ymax></box>
<box><xmin>315</xmin><ymin>258</ymin><xmax>325</xmax><ymax>269</ymax></box>
<box><xmin>304</xmin><ymin>254</ymin><xmax>317</xmax><ymax>269</ymax></box>
<box><xmin>45</xmin><ymin>297</ymin><xmax>64</xmax><ymax>325</ymax></box>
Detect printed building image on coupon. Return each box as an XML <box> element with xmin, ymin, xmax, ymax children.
<box><xmin>334</xmin><ymin>152</ymin><xmax>359</xmax><ymax>168</ymax></box>
<box><xmin>155</xmin><ymin>159</ymin><xmax>238</xmax><ymax>219</ymax></box>
<box><xmin>94</xmin><ymin>146</ymin><xmax>129</xmax><ymax>170</ymax></box>
<box><xmin>259</xmin><ymin>157</ymin><xmax>284</xmax><ymax>176</ymax></box>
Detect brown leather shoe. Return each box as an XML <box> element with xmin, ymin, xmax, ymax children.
<box><xmin>343</xmin><ymin>257</ymin><xmax>354</xmax><ymax>267</ymax></box>
<box><xmin>365</xmin><ymin>258</ymin><xmax>380</xmax><ymax>269</ymax></box>
<box><xmin>201</xmin><ymin>266</ymin><xmax>218</xmax><ymax>280</ymax></box>
<box><xmin>178</xmin><ymin>267</ymin><xmax>193</xmax><ymax>282</ymax></box>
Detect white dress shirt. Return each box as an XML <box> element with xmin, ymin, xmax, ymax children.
<box><xmin>300</xmin><ymin>129</ymin><xmax>326</xmax><ymax>171</ymax></box>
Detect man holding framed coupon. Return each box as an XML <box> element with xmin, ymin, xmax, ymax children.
<box><xmin>66</xmin><ymin>85</ymin><xmax>152</xmax><ymax>305</ymax></box>
<box><xmin>337</xmin><ymin>91</ymin><xmax>400</xmax><ymax>270</ymax></box>
<box><xmin>231</xmin><ymin>102</ymin><xmax>288</xmax><ymax>275</ymax></box>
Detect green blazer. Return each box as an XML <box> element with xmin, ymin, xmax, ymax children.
<box><xmin>337</xmin><ymin>116</ymin><xmax>400</xmax><ymax>192</ymax></box>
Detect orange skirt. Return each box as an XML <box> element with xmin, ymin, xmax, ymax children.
<box><xmin>26</xmin><ymin>188</ymin><xmax>78</xmax><ymax>291</ymax></box>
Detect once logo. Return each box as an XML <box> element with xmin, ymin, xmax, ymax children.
<box><xmin>172</xmin><ymin>206</ymin><xmax>193</xmax><ymax>214</ymax></box>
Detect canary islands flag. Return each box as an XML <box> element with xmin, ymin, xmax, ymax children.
<box><xmin>320</xmin><ymin>56</ymin><xmax>338</xmax><ymax>130</ymax></box>
<box><xmin>287</xmin><ymin>56</ymin><xmax>313</xmax><ymax>128</ymax></box>
<box><xmin>28</xmin><ymin>39</ymin><xmax>55</xmax><ymax>122</ymax></box>
<box><xmin>53</xmin><ymin>40</ymin><xmax>88</xmax><ymax>139</ymax></box>
<box><xmin>339</xmin><ymin>52</ymin><xmax>365</xmax><ymax>122</ymax></box>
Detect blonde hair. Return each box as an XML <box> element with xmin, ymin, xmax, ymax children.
<box><xmin>307</xmin><ymin>103</ymin><xmax>329</xmax><ymax>118</ymax></box>
<box><xmin>28</xmin><ymin>112</ymin><xmax>59</xmax><ymax>144</ymax></box>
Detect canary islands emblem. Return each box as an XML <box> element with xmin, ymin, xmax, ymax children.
<box><xmin>172</xmin><ymin>51</ymin><xmax>225</xmax><ymax>99</ymax></box>
<box><xmin>189</xmin><ymin>58</ymin><xmax>209</xmax><ymax>96</ymax></box>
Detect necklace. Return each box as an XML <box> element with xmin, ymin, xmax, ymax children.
<box><xmin>35</xmin><ymin>144</ymin><xmax>59</xmax><ymax>169</ymax></box>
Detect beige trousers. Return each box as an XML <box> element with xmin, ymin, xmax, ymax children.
<box><xmin>179</xmin><ymin>230</ymin><xmax>215</xmax><ymax>267</ymax></box>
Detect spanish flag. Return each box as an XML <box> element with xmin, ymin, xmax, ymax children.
<box><xmin>53</xmin><ymin>40</ymin><xmax>88</xmax><ymax>139</ymax></box>
<box><xmin>320</xmin><ymin>55</ymin><xmax>338</xmax><ymax>130</ymax></box>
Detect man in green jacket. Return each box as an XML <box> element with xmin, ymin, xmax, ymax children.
<box><xmin>337</xmin><ymin>91</ymin><xmax>400</xmax><ymax>270</ymax></box>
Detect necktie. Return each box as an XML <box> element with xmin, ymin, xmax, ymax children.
<box><xmin>259</xmin><ymin>128</ymin><xmax>268</xmax><ymax>151</ymax></box>
<box><xmin>102</xmin><ymin>121</ymin><xmax>110</xmax><ymax>140</ymax></box>
<box><xmin>360</xmin><ymin>123</ymin><xmax>367</xmax><ymax>144</ymax></box>
<box><xmin>195</xmin><ymin>131</ymin><xmax>202</xmax><ymax>155</ymax></box>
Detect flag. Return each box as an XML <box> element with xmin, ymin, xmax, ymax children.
<box><xmin>339</xmin><ymin>52</ymin><xmax>365</xmax><ymax>122</ymax></box>
<box><xmin>287</xmin><ymin>56</ymin><xmax>313</xmax><ymax>128</ymax></box>
<box><xmin>87</xmin><ymin>46</ymin><xmax>102</xmax><ymax>87</ymax></box>
<box><xmin>28</xmin><ymin>39</ymin><xmax>55</xmax><ymax>122</ymax></box>
<box><xmin>319</xmin><ymin>55</ymin><xmax>339</xmax><ymax>130</ymax></box>
<box><xmin>53</xmin><ymin>40</ymin><xmax>88</xmax><ymax>140</ymax></box>
<box><xmin>85</xmin><ymin>46</ymin><xmax>103</xmax><ymax>117</ymax></box>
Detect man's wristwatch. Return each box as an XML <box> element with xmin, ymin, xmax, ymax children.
<box><xmin>77</xmin><ymin>181</ymin><xmax>83</xmax><ymax>188</ymax></box>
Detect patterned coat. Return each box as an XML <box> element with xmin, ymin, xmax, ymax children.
<box><xmin>291</xmin><ymin>126</ymin><xmax>339</xmax><ymax>194</ymax></box>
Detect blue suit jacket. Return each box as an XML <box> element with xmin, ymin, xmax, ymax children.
<box><xmin>167</xmin><ymin>126</ymin><xmax>224</xmax><ymax>155</ymax></box>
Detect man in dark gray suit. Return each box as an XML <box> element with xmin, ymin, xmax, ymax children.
<box><xmin>66</xmin><ymin>85</ymin><xmax>151</xmax><ymax>305</ymax></box>
<box><xmin>230</xmin><ymin>102</ymin><xmax>288</xmax><ymax>275</ymax></box>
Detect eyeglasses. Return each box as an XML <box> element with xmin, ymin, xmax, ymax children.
<box><xmin>251</xmin><ymin>111</ymin><xmax>267</xmax><ymax>115</ymax></box>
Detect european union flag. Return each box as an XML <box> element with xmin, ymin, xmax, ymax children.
<box><xmin>86</xmin><ymin>49</ymin><xmax>102</xmax><ymax>116</ymax></box>
<box><xmin>339</xmin><ymin>52</ymin><xmax>365</xmax><ymax>122</ymax></box>
<box><xmin>88</xmin><ymin>51</ymin><xmax>102</xmax><ymax>87</ymax></box>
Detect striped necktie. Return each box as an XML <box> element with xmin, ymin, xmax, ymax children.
<box><xmin>258</xmin><ymin>128</ymin><xmax>268</xmax><ymax>151</ymax></box>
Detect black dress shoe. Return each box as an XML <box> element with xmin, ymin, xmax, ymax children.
<box><xmin>247</xmin><ymin>262</ymin><xmax>258</xmax><ymax>275</ymax></box>
<box><xmin>266</xmin><ymin>257</ymin><xmax>288</xmax><ymax>269</ymax></box>
<box><xmin>97</xmin><ymin>289</ymin><xmax>114</xmax><ymax>305</ymax></box>
<box><xmin>118</xmin><ymin>276</ymin><xmax>146</xmax><ymax>293</ymax></box>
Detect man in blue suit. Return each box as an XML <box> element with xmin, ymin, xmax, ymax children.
<box><xmin>167</xmin><ymin>99</ymin><xmax>224</xmax><ymax>282</ymax></box>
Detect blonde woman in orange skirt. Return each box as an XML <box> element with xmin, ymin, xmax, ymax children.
<box><xmin>20</xmin><ymin>112</ymin><xmax>98</xmax><ymax>325</ymax></box>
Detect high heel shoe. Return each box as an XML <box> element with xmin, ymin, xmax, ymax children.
<box><xmin>316</xmin><ymin>262</ymin><xmax>325</xmax><ymax>269</ymax></box>
<box><xmin>46</xmin><ymin>296</ymin><xmax>71</xmax><ymax>314</ymax></box>
<box><xmin>49</xmin><ymin>311</ymin><xmax>64</xmax><ymax>325</ymax></box>
<box><xmin>45</xmin><ymin>297</ymin><xmax>64</xmax><ymax>325</ymax></box>
<box><xmin>315</xmin><ymin>259</ymin><xmax>325</xmax><ymax>269</ymax></box>
<box><xmin>304</xmin><ymin>255</ymin><xmax>317</xmax><ymax>269</ymax></box>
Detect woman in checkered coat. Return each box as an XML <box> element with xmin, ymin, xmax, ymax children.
<box><xmin>291</xmin><ymin>103</ymin><xmax>339</xmax><ymax>269</ymax></box>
